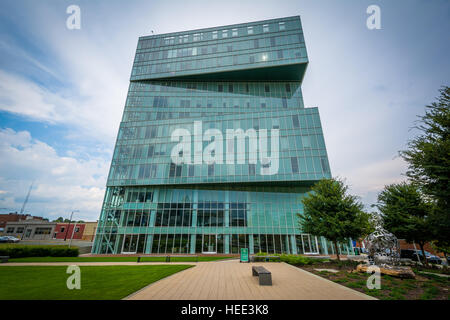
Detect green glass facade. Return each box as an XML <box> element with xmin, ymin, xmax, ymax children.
<box><xmin>92</xmin><ymin>16</ymin><xmax>353</xmax><ymax>255</ymax></box>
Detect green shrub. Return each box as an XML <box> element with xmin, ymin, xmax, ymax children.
<box><xmin>0</xmin><ymin>245</ymin><xmax>78</xmax><ymax>258</ymax></box>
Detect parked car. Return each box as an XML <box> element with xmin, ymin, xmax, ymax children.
<box><xmin>400</xmin><ymin>249</ymin><xmax>442</xmax><ymax>264</ymax></box>
<box><xmin>0</xmin><ymin>236</ymin><xmax>20</xmax><ymax>243</ymax></box>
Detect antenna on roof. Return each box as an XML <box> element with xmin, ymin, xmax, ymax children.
<box><xmin>150</xmin><ymin>30</ymin><xmax>154</xmax><ymax>35</ymax></box>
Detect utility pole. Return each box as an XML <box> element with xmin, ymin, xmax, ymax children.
<box><xmin>64</xmin><ymin>210</ymin><xmax>79</xmax><ymax>241</ymax></box>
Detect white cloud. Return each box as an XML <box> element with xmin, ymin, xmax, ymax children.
<box><xmin>338</xmin><ymin>156</ymin><xmax>409</xmax><ymax>208</ymax></box>
<box><xmin>0</xmin><ymin>128</ymin><xmax>109</xmax><ymax>220</ymax></box>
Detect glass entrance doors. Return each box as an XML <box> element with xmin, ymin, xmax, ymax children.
<box><xmin>121</xmin><ymin>234</ymin><xmax>146</xmax><ymax>254</ymax></box>
<box><xmin>202</xmin><ymin>234</ymin><xmax>217</xmax><ymax>253</ymax></box>
<box><xmin>301</xmin><ymin>234</ymin><xmax>319</xmax><ymax>254</ymax></box>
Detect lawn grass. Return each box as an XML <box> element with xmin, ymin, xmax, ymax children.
<box><xmin>8</xmin><ymin>256</ymin><xmax>234</xmax><ymax>263</ymax></box>
<box><xmin>0</xmin><ymin>265</ymin><xmax>193</xmax><ymax>299</ymax></box>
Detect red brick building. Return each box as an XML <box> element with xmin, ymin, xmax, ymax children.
<box><xmin>54</xmin><ymin>223</ymin><xmax>86</xmax><ymax>240</ymax></box>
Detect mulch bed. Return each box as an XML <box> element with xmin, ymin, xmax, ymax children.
<box><xmin>295</xmin><ymin>261</ymin><xmax>449</xmax><ymax>300</ymax></box>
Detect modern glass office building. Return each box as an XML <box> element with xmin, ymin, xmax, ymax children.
<box><xmin>92</xmin><ymin>16</ymin><xmax>354</xmax><ymax>255</ymax></box>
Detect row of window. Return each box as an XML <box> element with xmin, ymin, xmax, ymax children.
<box><xmin>132</xmin><ymin>47</ymin><xmax>303</xmax><ymax>77</ymax></box>
<box><xmin>95</xmin><ymin>234</ymin><xmax>354</xmax><ymax>255</ymax></box>
<box><xmin>110</xmin><ymin>155</ymin><xmax>330</xmax><ymax>181</ymax></box>
<box><xmin>139</xmin><ymin>21</ymin><xmax>293</xmax><ymax>49</ymax></box>
<box><xmin>135</xmin><ymin>33</ymin><xmax>302</xmax><ymax>63</ymax></box>
<box><xmin>124</xmin><ymin>99</ymin><xmax>300</xmax><ymax>118</ymax></box>
<box><xmin>128</xmin><ymin>81</ymin><xmax>300</xmax><ymax>95</ymax></box>
<box><xmin>118</xmin><ymin>114</ymin><xmax>321</xmax><ymax>141</ymax></box>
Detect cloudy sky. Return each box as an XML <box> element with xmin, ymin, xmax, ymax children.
<box><xmin>0</xmin><ymin>0</ymin><xmax>448</xmax><ymax>221</ymax></box>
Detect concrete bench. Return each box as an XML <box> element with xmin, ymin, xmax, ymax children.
<box><xmin>252</xmin><ymin>266</ymin><xmax>272</xmax><ymax>286</ymax></box>
<box><xmin>0</xmin><ymin>256</ymin><xmax>9</xmax><ymax>263</ymax></box>
<box><xmin>137</xmin><ymin>255</ymin><xmax>198</xmax><ymax>263</ymax></box>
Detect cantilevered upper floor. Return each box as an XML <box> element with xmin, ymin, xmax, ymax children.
<box><xmin>131</xmin><ymin>16</ymin><xmax>308</xmax><ymax>82</ymax></box>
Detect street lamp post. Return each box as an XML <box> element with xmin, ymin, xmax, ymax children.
<box><xmin>64</xmin><ymin>210</ymin><xmax>79</xmax><ymax>241</ymax></box>
<box><xmin>68</xmin><ymin>221</ymin><xmax>78</xmax><ymax>248</ymax></box>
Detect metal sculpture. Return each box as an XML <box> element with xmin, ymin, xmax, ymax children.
<box><xmin>363</xmin><ymin>214</ymin><xmax>400</xmax><ymax>267</ymax></box>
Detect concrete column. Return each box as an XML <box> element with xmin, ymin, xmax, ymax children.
<box><xmin>321</xmin><ymin>237</ymin><xmax>329</xmax><ymax>255</ymax></box>
<box><xmin>249</xmin><ymin>235</ymin><xmax>254</xmax><ymax>254</ymax></box>
<box><xmin>224</xmin><ymin>191</ymin><xmax>230</xmax><ymax>254</ymax></box>
<box><xmin>285</xmin><ymin>235</ymin><xmax>290</xmax><ymax>254</ymax></box>
<box><xmin>224</xmin><ymin>234</ymin><xmax>230</xmax><ymax>254</ymax></box>
<box><xmin>290</xmin><ymin>235</ymin><xmax>297</xmax><ymax>254</ymax></box>
<box><xmin>145</xmin><ymin>234</ymin><xmax>153</xmax><ymax>254</ymax></box>
<box><xmin>190</xmin><ymin>234</ymin><xmax>196</xmax><ymax>254</ymax></box>
<box><xmin>149</xmin><ymin>210</ymin><xmax>156</xmax><ymax>227</ymax></box>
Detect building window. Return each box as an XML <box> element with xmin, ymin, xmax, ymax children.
<box><xmin>263</xmin><ymin>24</ymin><xmax>269</xmax><ymax>32</ymax></box>
<box><xmin>188</xmin><ymin>165</ymin><xmax>195</xmax><ymax>177</ymax></box>
<box><xmin>270</xmin><ymin>37</ymin><xmax>276</xmax><ymax>46</ymax></box>
<box><xmin>228</xmin><ymin>84</ymin><xmax>234</xmax><ymax>93</ymax></box>
<box><xmin>60</xmin><ymin>227</ymin><xmax>65</xmax><ymax>233</ymax></box>
<box><xmin>232</xmin><ymin>28</ymin><xmax>238</xmax><ymax>37</ymax></box>
<box><xmin>282</xmin><ymin>98</ymin><xmax>288</xmax><ymax>108</ymax></box>
<box><xmin>249</xmin><ymin>164</ymin><xmax>256</xmax><ymax>175</ymax></box>
<box><xmin>208</xmin><ymin>164</ymin><xmax>214</xmax><ymax>176</ymax></box>
<box><xmin>212</xmin><ymin>31</ymin><xmax>218</xmax><ymax>39</ymax></box>
<box><xmin>227</xmin><ymin>45</ymin><xmax>233</xmax><ymax>52</ymax></box>
<box><xmin>321</xmin><ymin>157</ymin><xmax>330</xmax><ymax>173</ymax></box>
<box><xmin>35</xmin><ymin>227</ymin><xmax>51</xmax><ymax>235</ymax></box>
<box><xmin>261</xmin><ymin>100</ymin><xmax>266</xmax><ymax>108</ymax></box>
<box><xmin>193</xmin><ymin>33</ymin><xmax>203</xmax><ymax>41</ymax></box>
<box><xmin>218</xmin><ymin>84</ymin><xmax>223</xmax><ymax>92</ymax></box>
<box><xmin>222</xmin><ymin>30</ymin><xmax>228</xmax><ymax>38</ymax></box>
<box><xmin>292</xmin><ymin>115</ymin><xmax>300</xmax><ymax>128</ymax></box>
<box><xmin>247</xmin><ymin>26</ymin><xmax>253</xmax><ymax>34</ymax></box>
<box><xmin>6</xmin><ymin>227</ymin><xmax>14</xmax><ymax>233</ymax></box>
<box><xmin>264</xmin><ymin>85</ymin><xmax>270</xmax><ymax>93</ymax></box>
<box><xmin>285</xmin><ymin>84</ymin><xmax>291</xmax><ymax>93</ymax></box>
<box><xmin>16</xmin><ymin>227</ymin><xmax>24</xmax><ymax>233</ymax></box>
<box><xmin>164</xmin><ymin>37</ymin><xmax>175</xmax><ymax>45</ymax></box>
<box><xmin>279</xmin><ymin>22</ymin><xmax>286</xmax><ymax>30</ymax></box>
<box><xmin>277</xmin><ymin>50</ymin><xmax>283</xmax><ymax>59</ymax></box>
<box><xmin>75</xmin><ymin>227</ymin><xmax>80</xmax><ymax>233</ymax></box>
<box><xmin>302</xmin><ymin>136</ymin><xmax>311</xmax><ymax>148</ymax></box>
<box><xmin>291</xmin><ymin>157</ymin><xmax>299</xmax><ymax>173</ymax></box>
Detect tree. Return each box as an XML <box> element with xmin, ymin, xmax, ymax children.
<box><xmin>53</xmin><ymin>217</ymin><xmax>64</xmax><ymax>222</ymax></box>
<box><xmin>376</xmin><ymin>182</ymin><xmax>434</xmax><ymax>265</ymax></box>
<box><xmin>299</xmin><ymin>178</ymin><xmax>371</xmax><ymax>261</ymax></box>
<box><xmin>400</xmin><ymin>86</ymin><xmax>450</xmax><ymax>248</ymax></box>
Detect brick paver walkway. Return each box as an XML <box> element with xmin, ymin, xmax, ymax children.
<box><xmin>126</xmin><ymin>260</ymin><xmax>375</xmax><ymax>300</ymax></box>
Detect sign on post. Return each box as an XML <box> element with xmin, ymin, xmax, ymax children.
<box><xmin>240</xmin><ymin>248</ymin><xmax>249</xmax><ymax>263</ymax></box>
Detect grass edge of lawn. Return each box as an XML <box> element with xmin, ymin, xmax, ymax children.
<box><xmin>8</xmin><ymin>256</ymin><xmax>235</xmax><ymax>263</ymax></box>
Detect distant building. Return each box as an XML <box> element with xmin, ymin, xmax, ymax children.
<box><xmin>54</xmin><ymin>221</ymin><xmax>98</xmax><ymax>241</ymax></box>
<box><xmin>4</xmin><ymin>220</ymin><xmax>56</xmax><ymax>240</ymax></box>
<box><xmin>4</xmin><ymin>220</ymin><xmax>97</xmax><ymax>242</ymax></box>
<box><xmin>0</xmin><ymin>213</ymin><xmax>44</xmax><ymax>229</ymax></box>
